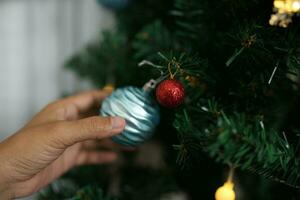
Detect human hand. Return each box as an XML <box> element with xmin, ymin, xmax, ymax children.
<box><xmin>0</xmin><ymin>90</ymin><xmax>126</xmax><ymax>199</ymax></box>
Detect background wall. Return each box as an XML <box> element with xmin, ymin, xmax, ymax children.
<box><xmin>0</xmin><ymin>0</ymin><xmax>115</xmax><ymax>141</ymax></box>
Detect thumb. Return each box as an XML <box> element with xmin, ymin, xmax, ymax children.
<box><xmin>49</xmin><ymin>116</ymin><xmax>126</xmax><ymax>148</ymax></box>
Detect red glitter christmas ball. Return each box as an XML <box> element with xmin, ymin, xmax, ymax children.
<box><xmin>156</xmin><ymin>79</ymin><xmax>185</xmax><ymax>108</ymax></box>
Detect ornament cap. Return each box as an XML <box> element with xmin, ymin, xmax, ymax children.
<box><xmin>143</xmin><ymin>75</ymin><xmax>168</xmax><ymax>92</ymax></box>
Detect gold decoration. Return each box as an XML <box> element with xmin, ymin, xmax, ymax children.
<box><xmin>270</xmin><ymin>0</ymin><xmax>300</xmax><ymax>27</ymax></box>
<box><xmin>241</xmin><ymin>34</ymin><xmax>257</xmax><ymax>48</ymax></box>
<box><xmin>103</xmin><ymin>84</ymin><xmax>115</xmax><ymax>92</ymax></box>
<box><xmin>185</xmin><ymin>75</ymin><xmax>200</xmax><ymax>87</ymax></box>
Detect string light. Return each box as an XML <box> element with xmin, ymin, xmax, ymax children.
<box><xmin>215</xmin><ymin>167</ymin><xmax>236</xmax><ymax>200</ymax></box>
<box><xmin>270</xmin><ymin>0</ymin><xmax>300</xmax><ymax>27</ymax></box>
<box><xmin>292</xmin><ymin>1</ymin><xmax>300</xmax><ymax>11</ymax></box>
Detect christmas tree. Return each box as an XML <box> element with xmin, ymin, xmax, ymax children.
<box><xmin>39</xmin><ymin>0</ymin><xmax>300</xmax><ymax>199</ymax></box>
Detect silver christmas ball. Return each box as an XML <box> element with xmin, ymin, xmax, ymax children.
<box><xmin>100</xmin><ymin>87</ymin><xmax>160</xmax><ymax>146</ymax></box>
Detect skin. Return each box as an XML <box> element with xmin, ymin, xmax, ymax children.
<box><xmin>0</xmin><ymin>90</ymin><xmax>126</xmax><ymax>199</ymax></box>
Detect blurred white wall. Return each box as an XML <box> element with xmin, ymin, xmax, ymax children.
<box><xmin>0</xmin><ymin>0</ymin><xmax>115</xmax><ymax>140</ymax></box>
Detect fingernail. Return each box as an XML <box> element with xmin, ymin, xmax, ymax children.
<box><xmin>112</xmin><ymin>117</ymin><xmax>125</xmax><ymax>129</ymax></box>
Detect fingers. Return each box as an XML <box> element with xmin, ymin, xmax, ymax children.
<box><xmin>25</xmin><ymin>90</ymin><xmax>111</xmax><ymax>128</ymax></box>
<box><xmin>40</xmin><ymin>90</ymin><xmax>110</xmax><ymax>122</ymax></box>
<box><xmin>82</xmin><ymin>139</ymin><xmax>136</xmax><ymax>152</ymax></box>
<box><xmin>97</xmin><ymin>139</ymin><xmax>136</xmax><ymax>151</ymax></box>
<box><xmin>50</xmin><ymin>116</ymin><xmax>126</xmax><ymax>148</ymax></box>
<box><xmin>76</xmin><ymin>151</ymin><xmax>117</xmax><ymax>166</ymax></box>
<box><xmin>82</xmin><ymin>139</ymin><xmax>121</xmax><ymax>150</ymax></box>
<box><xmin>82</xmin><ymin>140</ymin><xmax>101</xmax><ymax>150</ymax></box>
<box><xmin>63</xmin><ymin>90</ymin><xmax>111</xmax><ymax>114</ymax></box>
<box><xmin>94</xmin><ymin>139</ymin><xmax>121</xmax><ymax>150</ymax></box>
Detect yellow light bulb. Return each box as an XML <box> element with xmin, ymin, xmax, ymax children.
<box><xmin>274</xmin><ymin>0</ymin><xmax>285</xmax><ymax>9</ymax></box>
<box><xmin>215</xmin><ymin>181</ymin><xmax>235</xmax><ymax>200</ymax></box>
<box><xmin>292</xmin><ymin>1</ymin><xmax>300</xmax><ymax>11</ymax></box>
